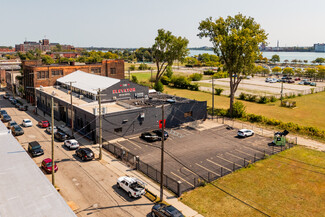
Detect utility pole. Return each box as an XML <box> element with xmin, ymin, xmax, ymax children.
<box><xmin>34</xmin><ymin>88</ymin><xmax>38</xmax><ymax>114</ymax></box>
<box><xmin>160</xmin><ymin>103</ymin><xmax>165</xmax><ymax>201</ymax></box>
<box><xmin>128</xmin><ymin>69</ymin><xmax>130</xmax><ymax>80</ymax></box>
<box><xmin>151</xmin><ymin>69</ymin><xmax>153</xmax><ymax>87</ymax></box>
<box><xmin>51</xmin><ymin>96</ymin><xmax>55</xmax><ymax>186</ymax></box>
<box><xmin>212</xmin><ymin>77</ymin><xmax>214</xmax><ymax>120</ymax></box>
<box><xmin>280</xmin><ymin>81</ymin><xmax>284</xmax><ymax>106</ymax></box>
<box><xmin>98</xmin><ymin>88</ymin><xmax>103</xmax><ymax>160</ymax></box>
<box><xmin>66</xmin><ymin>81</ymin><xmax>76</xmax><ymax>137</ymax></box>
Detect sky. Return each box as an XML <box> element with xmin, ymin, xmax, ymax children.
<box><xmin>1</xmin><ymin>0</ymin><xmax>325</xmax><ymax>48</ymax></box>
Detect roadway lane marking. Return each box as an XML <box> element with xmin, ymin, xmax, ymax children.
<box><xmin>206</xmin><ymin>159</ymin><xmax>232</xmax><ymax>172</ymax></box>
<box><xmin>170</xmin><ymin>172</ymin><xmax>194</xmax><ymax>187</ymax></box>
<box><xmin>114</xmin><ymin>141</ymin><xmax>130</xmax><ymax>152</ymax></box>
<box><xmin>195</xmin><ymin>163</ymin><xmax>220</xmax><ymax>176</ymax></box>
<box><xmin>129</xmin><ymin>136</ymin><xmax>139</xmax><ymax>140</ymax></box>
<box><xmin>125</xmin><ymin>139</ymin><xmax>142</xmax><ymax>149</ymax></box>
<box><xmin>216</xmin><ymin>156</ymin><xmax>242</xmax><ymax>168</ymax></box>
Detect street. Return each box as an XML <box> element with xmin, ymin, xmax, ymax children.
<box><xmin>0</xmin><ymin>91</ymin><xmax>153</xmax><ymax>217</ymax></box>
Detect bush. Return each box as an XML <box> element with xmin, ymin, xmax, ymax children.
<box><xmin>171</xmin><ymin>76</ymin><xmax>191</xmax><ymax>89</ymax></box>
<box><xmin>131</xmin><ymin>75</ymin><xmax>138</xmax><ymax>84</ymax></box>
<box><xmin>138</xmin><ymin>63</ymin><xmax>148</xmax><ymax>70</ymax></box>
<box><xmin>129</xmin><ymin>65</ymin><xmax>136</xmax><ymax>71</ymax></box>
<box><xmin>166</xmin><ymin>66</ymin><xmax>173</xmax><ymax>78</ymax></box>
<box><xmin>185</xmin><ymin>64</ymin><xmax>193</xmax><ymax>68</ymax></box>
<box><xmin>298</xmin><ymin>93</ymin><xmax>303</xmax><ymax>97</ymax></box>
<box><xmin>154</xmin><ymin>81</ymin><xmax>164</xmax><ymax>92</ymax></box>
<box><xmin>189</xmin><ymin>73</ymin><xmax>203</xmax><ymax>81</ymax></box>
<box><xmin>258</xmin><ymin>96</ymin><xmax>269</xmax><ymax>104</ymax></box>
<box><xmin>247</xmin><ymin>94</ymin><xmax>257</xmax><ymax>102</ymax></box>
<box><xmin>229</xmin><ymin>101</ymin><xmax>246</xmax><ymax>118</ymax></box>
<box><xmin>270</xmin><ymin>96</ymin><xmax>277</xmax><ymax>102</ymax></box>
<box><xmin>239</xmin><ymin>92</ymin><xmax>247</xmax><ymax>100</ymax></box>
<box><xmin>215</xmin><ymin>88</ymin><xmax>224</xmax><ymax>95</ymax></box>
<box><xmin>203</xmin><ymin>70</ymin><xmax>214</xmax><ymax>75</ymax></box>
<box><xmin>212</xmin><ymin>71</ymin><xmax>228</xmax><ymax>79</ymax></box>
<box><xmin>189</xmin><ymin>83</ymin><xmax>199</xmax><ymax>91</ymax></box>
<box><xmin>161</xmin><ymin>76</ymin><xmax>170</xmax><ymax>85</ymax></box>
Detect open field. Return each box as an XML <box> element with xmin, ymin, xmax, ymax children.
<box><xmin>164</xmin><ymin>86</ymin><xmax>325</xmax><ymax>130</ymax></box>
<box><xmin>180</xmin><ymin>146</ymin><xmax>325</xmax><ymax>217</ymax></box>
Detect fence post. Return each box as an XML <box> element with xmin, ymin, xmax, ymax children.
<box><xmin>233</xmin><ymin>162</ymin><xmax>235</xmax><ymax>171</ymax></box>
<box><xmin>221</xmin><ymin>167</ymin><xmax>223</xmax><ymax>177</ymax></box>
<box><xmin>177</xmin><ymin>181</ymin><xmax>182</xmax><ymax>197</ymax></box>
<box><xmin>208</xmin><ymin>172</ymin><xmax>211</xmax><ymax>182</ymax></box>
<box><xmin>244</xmin><ymin>158</ymin><xmax>246</xmax><ymax>167</ymax></box>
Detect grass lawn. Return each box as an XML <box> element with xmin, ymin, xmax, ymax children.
<box><xmin>180</xmin><ymin>146</ymin><xmax>325</xmax><ymax>217</ymax></box>
<box><xmin>164</xmin><ymin>86</ymin><xmax>325</xmax><ymax>130</ymax></box>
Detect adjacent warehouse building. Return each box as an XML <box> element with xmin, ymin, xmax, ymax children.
<box><xmin>0</xmin><ymin>121</ymin><xmax>76</xmax><ymax>217</ymax></box>
<box><xmin>36</xmin><ymin>71</ymin><xmax>207</xmax><ymax>141</ymax></box>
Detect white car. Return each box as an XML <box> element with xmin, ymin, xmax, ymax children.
<box><xmin>46</xmin><ymin>126</ymin><xmax>58</xmax><ymax>134</ymax></box>
<box><xmin>64</xmin><ymin>139</ymin><xmax>80</xmax><ymax>150</ymax></box>
<box><xmin>22</xmin><ymin>119</ymin><xmax>33</xmax><ymax>127</ymax></box>
<box><xmin>117</xmin><ymin>176</ymin><xmax>146</xmax><ymax>198</ymax></box>
<box><xmin>237</xmin><ymin>129</ymin><xmax>254</xmax><ymax>137</ymax></box>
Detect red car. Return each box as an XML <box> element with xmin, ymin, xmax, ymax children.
<box><xmin>41</xmin><ymin>158</ymin><xmax>58</xmax><ymax>173</ymax></box>
<box><xmin>38</xmin><ymin>120</ymin><xmax>50</xmax><ymax>128</ymax></box>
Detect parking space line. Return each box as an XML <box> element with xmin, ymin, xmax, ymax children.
<box><xmin>195</xmin><ymin>163</ymin><xmax>220</xmax><ymax>176</ymax></box>
<box><xmin>170</xmin><ymin>172</ymin><xmax>194</xmax><ymax>187</ymax></box>
<box><xmin>114</xmin><ymin>141</ymin><xmax>130</xmax><ymax>152</ymax></box>
<box><xmin>241</xmin><ymin>145</ymin><xmax>264</xmax><ymax>154</ymax></box>
<box><xmin>206</xmin><ymin>159</ymin><xmax>231</xmax><ymax>172</ymax></box>
<box><xmin>225</xmin><ymin>152</ymin><xmax>243</xmax><ymax>160</ymax></box>
<box><xmin>182</xmin><ymin>167</ymin><xmax>197</xmax><ymax>176</ymax></box>
<box><xmin>129</xmin><ymin>136</ymin><xmax>139</xmax><ymax>140</ymax></box>
<box><xmin>216</xmin><ymin>156</ymin><xmax>242</xmax><ymax>167</ymax></box>
<box><xmin>235</xmin><ymin>149</ymin><xmax>256</xmax><ymax>158</ymax></box>
<box><xmin>125</xmin><ymin>139</ymin><xmax>142</xmax><ymax>149</ymax></box>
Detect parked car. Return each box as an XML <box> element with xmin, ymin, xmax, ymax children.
<box><xmin>3</xmin><ymin>93</ymin><xmax>10</xmax><ymax>99</ymax></box>
<box><xmin>294</xmin><ymin>77</ymin><xmax>301</xmax><ymax>81</ymax></box>
<box><xmin>298</xmin><ymin>81</ymin><xmax>305</xmax><ymax>85</ymax></box>
<box><xmin>1</xmin><ymin>114</ymin><xmax>11</xmax><ymax>122</ymax></box>
<box><xmin>22</xmin><ymin>119</ymin><xmax>33</xmax><ymax>127</ymax></box>
<box><xmin>46</xmin><ymin>126</ymin><xmax>58</xmax><ymax>134</ymax></box>
<box><xmin>11</xmin><ymin>125</ymin><xmax>24</xmax><ymax>136</ymax></box>
<box><xmin>11</xmin><ymin>99</ymin><xmax>17</xmax><ymax>105</ymax></box>
<box><xmin>304</xmin><ymin>81</ymin><xmax>311</xmax><ymax>85</ymax></box>
<box><xmin>18</xmin><ymin>105</ymin><xmax>28</xmax><ymax>111</ymax></box>
<box><xmin>237</xmin><ymin>129</ymin><xmax>254</xmax><ymax>137</ymax></box>
<box><xmin>265</xmin><ymin>78</ymin><xmax>272</xmax><ymax>82</ymax></box>
<box><xmin>7</xmin><ymin>120</ymin><xmax>17</xmax><ymax>129</ymax></box>
<box><xmin>38</xmin><ymin>120</ymin><xmax>50</xmax><ymax>128</ymax></box>
<box><xmin>0</xmin><ymin>110</ymin><xmax>7</xmax><ymax>118</ymax></box>
<box><xmin>117</xmin><ymin>176</ymin><xmax>146</xmax><ymax>198</ymax></box>
<box><xmin>8</xmin><ymin>96</ymin><xmax>14</xmax><ymax>102</ymax></box>
<box><xmin>140</xmin><ymin>131</ymin><xmax>159</xmax><ymax>142</ymax></box>
<box><xmin>246</xmin><ymin>75</ymin><xmax>252</xmax><ymax>79</ymax></box>
<box><xmin>153</xmin><ymin>130</ymin><xmax>169</xmax><ymax>140</ymax></box>
<box><xmin>151</xmin><ymin>204</ymin><xmax>184</xmax><ymax>217</ymax></box>
<box><xmin>75</xmin><ymin>148</ymin><xmax>94</xmax><ymax>161</ymax></box>
<box><xmin>287</xmin><ymin>80</ymin><xmax>294</xmax><ymax>83</ymax></box>
<box><xmin>28</xmin><ymin>141</ymin><xmax>44</xmax><ymax>157</ymax></box>
<box><xmin>54</xmin><ymin>131</ymin><xmax>69</xmax><ymax>142</ymax></box>
<box><xmin>15</xmin><ymin>102</ymin><xmax>22</xmax><ymax>108</ymax></box>
<box><xmin>41</xmin><ymin>158</ymin><xmax>58</xmax><ymax>174</ymax></box>
<box><xmin>64</xmin><ymin>139</ymin><xmax>80</xmax><ymax>150</ymax></box>
<box><xmin>310</xmin><ymin>82</ymin><xmax>316</xmax><ymax>86</ymax></box>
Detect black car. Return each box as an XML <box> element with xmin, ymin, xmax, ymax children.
<box><xmin>0</xmin><ymin>110</ymin><xmax>7</xmax><ymax>118</ymax></box>
<box><xmin>15</xmin><ymin>102</ymin><xmax>22</xmax><ymax>108</ymax></box>
<box><xmin>19</xmin><ymin>105</ymin><xmax>28</xmax><ymax>111</ymax></box>
<box><xmin>11</xmin><ymin>125</ymin><xmax>24</xmax><ymax>136</ymax></box>
<box><xmin>75</xmin><ymin>148</ymin><xmax>94</xmax><ymax>161</ymax></box>
<box><xmin>7</xmin><ymin>120</ymin><xmax>17</xmax><ymax>129</ymax></box>
<box><xmin>54</xmin><ymin>131</ymin><xmax>69</xmax><ymax>142</ymax></box>
<box><xmin>140</xmin><ymin>131</ymin><xmax>159</xmax><ymax>142</ymax></box>
<box><xmin>28</xmin><ymin>141</ymin><xmax>44</xmax><ymax>157</ymax></box>
<box><xmin>151</xmin><ymin>204</ymin><xmax>184</xmax><ymax>217</ymax></box>
<box><xmin>1</xmin><ymin>114</ymin><xmax>11</xmax><ymax>122</ymax></box>
<box><xmin>11</xmin><ymin>99</ymin><xmax>17</xmax><ymax>105</ymax></box>
<box><xmin>153</xmin><ymin>130</ymin><xmax>169</xmax><ymax>140</ymax></box>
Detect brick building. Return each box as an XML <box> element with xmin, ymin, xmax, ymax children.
<box><xmin>15</xmin><ymin>39</ymin><xmax>74</xmax><ymax>52</ymax></box>
<box><xmin>22</xmin><ymin>59</ymin><xmax>124</xmax><ymax>103</ymax></box>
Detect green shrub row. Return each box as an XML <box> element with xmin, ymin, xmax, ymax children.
<box><xmin>239</xmin><ymin>93</ymin><xmax>277</xmax><ymax>104</ymax></box>
<box><xmin>161</xmin><ymin>75</ymin><xmax>199</xmax><ymax>91</ymax></box>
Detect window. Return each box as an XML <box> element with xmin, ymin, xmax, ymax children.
<box><xmin>91</xmin><ymin>67</ymin><xmax>101</xmax><ymax>74</ymax></box>
<box><xmin>52</xmin><ymin>70</ymin><xmax>63</xmax><ymax>76</ymax></box>
<box><xmin>37</xmin><ymin>71</ymin><xmax>49</xmax><ymax>79</ymax></box>
<box><xmin>114</xmin><ymin>127</ymin><xmax>122</xmax><ymax>133</ymax></box>
<box><xmin>110</xmin><ymin>68</ymin><xmax>116</xmax><ymax>74</ymax></box>
<box><xmin>184</xmin><ymin>111</ymin><xmax>193</xmax><ymax>118</ymax></box>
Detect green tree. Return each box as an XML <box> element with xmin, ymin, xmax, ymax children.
<box><xmin>282</xmin><ymin>67</ymin><xmax>294</xmax><ymax>75</ymax></box>
<box><xmin>198</xmin><ymin>14</ymin><xmax>267</xmax><ymax>116</ymax></box>
<box><xmin>152</xmin><ymin>29</ymin><xmax>189</xmax><ymax>85</ymax></box>
<box><xmin>272</xmin><ymin>66</ymin><xmax>282</xmax><ymax>74</ymax></box>
<box><xmin>317</xmin><ymin>66</ymin><xmax>325</xmax><ymax>81</ymax></box>
<box><xmin>131</xmin><ymin>75</ymin><xmax>138</xmax><ymax>83</ymax></box>
<box><xmin>41</xmin><ymin>55</ymin><xmax>55</xmax><ymax>65</ymax></box>
<box><xmin>315</xmin><ymin>57</ymin><xmax>325</xmax><ymax>64</ymax></box>
<box><xmin>305</xmin><ymin>68</ymin><xmax>317</xmax><ymax>79</ymax></box>
<box><xmin>270</xmin><ymin>54</ymin><xmax>280</xmax><ymax>63</ymax></box>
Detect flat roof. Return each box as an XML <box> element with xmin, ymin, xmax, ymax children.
<box><xmin>38</xmin><ymin>86</ymin><xmax>127</xmax><ymax>114</ymax></box>
<box><xmin>0</xmin><ymin>121</ymin><xmax>76</xmax><ymax>217</ymax></box>
<box><xmin>57</xmin><ymin>70</ymin><xmax>120</xmax><ymax>94</ymax></box>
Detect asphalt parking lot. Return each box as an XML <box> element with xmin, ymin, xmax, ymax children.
<box><xmin>108</xmin><ymin>124</ymin><xmax>289</xmax><ymax>193</ymax></box>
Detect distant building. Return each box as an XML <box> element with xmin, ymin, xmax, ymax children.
<box><xmin>314</xmin><ymin>43</ymin><xmax>325</xmax><ymax>52</ymax></box>
<box><xmin>0</xmin><ymin>60</ymin><xmax>21</xmax><ymax>87</ymax></box>
<box><xmin>22</xmin><ymin>59</ymin><xmax>124</xmax><ymax>103</ymax></box>
<box><xmin>15</xmin><ymin>39</ymin><xmax>75</xmax><ymax>52</ymax></box>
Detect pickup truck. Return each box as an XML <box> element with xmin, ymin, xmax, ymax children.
<box><xmin>117</xmin><ymin>176</ymin><xmax>146</xmax><ymax>198</ymax></box>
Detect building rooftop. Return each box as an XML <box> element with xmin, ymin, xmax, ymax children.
<box><xmin>56</xmin><ymin>70</ymin><xmax>120</xmax><ymax>95</ymax></box>
<box><xmin>0</xmin><ymin>120</ymin><xmax>76</xmax><ymax>217</ymax></box>
<box><xmin>38</xmin><ymin>86</ymin><xmax>127</xmax><ymax>114</ymax></box>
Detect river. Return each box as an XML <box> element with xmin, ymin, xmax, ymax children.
<box><xmin>189</xmin><ymin>50</ymin><xmax>325</xmax><ymax>63</ymax></box>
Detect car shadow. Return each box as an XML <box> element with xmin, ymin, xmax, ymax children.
<box><xmin>112</xmin><ymin>184</ymin><xmax>142</xmax><ymax>202</ymax></box>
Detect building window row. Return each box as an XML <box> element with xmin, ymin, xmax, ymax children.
<box><xmin>52</xmin><ymin>70</ymin><xmax>63</xmax><ymax>76</ymax></box>
<box><xmin>37</xmin><ymin>71</ymin><xmax>49</xmax><ymax>79</ymax></box>
<box><xmin>91</xmin><ymin>67</ymin><xmax>101</xmax><ymax>74</ymax></box>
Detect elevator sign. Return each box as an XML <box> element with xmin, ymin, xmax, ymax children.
<box><xmin>112</xmin><ymin>88</ymin><xmax>136</xmax><ymax>94</ymax></box>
